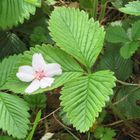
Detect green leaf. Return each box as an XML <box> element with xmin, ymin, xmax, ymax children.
<box><xmin>27</xmin><ymin>110</ymin><xmax>41</xmax><ymax>140</ymax></box>
<box><xmin>120</xmin><ymin>41</ymin><xmax>139</xmax><ymax>59</ymax></box>
<box><xmin>94</xmin><ymin>126</ymin><xmax>116</xmax><ymax>140</ymax></box>
<box><xmin>0</xmin><ymin>92</ymin><xmax>30</xmax><ymax>139</ymax></box>
<box><xmin>14</xmin><ymin>9</ymin><xmax>47</xmax><ymax>35</ymax></box>
<box><xmin>0</xmin><ymin>0</ymin><xmax>38</xmax><ymax>29</ymax></box>
<box><xmin>49</xmin><ymin>7</ymin><xmax>105</xmax><ymax>68</ymax></box>
<box><xmin>105</xmin><ymin>25</ymin><xmax>129</xmax><ymax>43</ymax></box>
<box><xmin>131</xmin><ymin>20</ymin><xmax>140</xmax><ymax>40</ymax></box>
<box><xmin>0</xmin><ymin>32</ymin><xmax>27</xmax><ymax>60</ymax></box>
<box><xmin>79</xmin><ymin>0</ymin><xmax>92</xmax><ymax>8</ymax></box>
<box><xmin>119</xmin><ymin>1</ymin><xmax>140</xmax><ymax>16</ymax></box>
<box><xmin>60</xmin><ymin>70</ymin><xmax>116</xmax><ymax>132</ymax></box>
<box><xmin>5</xmin><ymin>44</ymin><xmax>84</xmax><ymax>94</ymax></box>
<box><xmin>24</xmin><ymin>0</ymin><xmax>41</xmax><ymax>7</ymax></box>
<box><xmin>24</xmin><ymin>93</ymin><xmax>46</xmax><ymax>109</ymax></box>
<box><xmin>30</xmin><ymin>26</ymin><xmax>53</xmax><ymax>46</ymax></box>
<box><xmin>98</xmin><ymin>47</ymin><xmax>133</xmax><ymax>81</ymax></box>
<box><xmin>116</xmin><ymin>86</ymin><xmax>140</xmax><ymax>119</ymax></box>
<box><xmin>0</xmin><ymin>55</ymin><xmax>21</xmax><ymax>89</ymax></box>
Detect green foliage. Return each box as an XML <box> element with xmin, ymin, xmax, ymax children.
<box><xmin>0</xmin><ymin>92</ymin><xmax>30</xmax><ymax>139</ymax></box>
<box><xmin>131</xmin><ymin>20</ymin><xmax>140</xmax><ymax>40</ymax></box>
<box><xmin>116</xmin><ymin>86</ymin><xmax>140</xmax><ymax>119</ymax></box>
<box><xmin>79</xmin><ymin>0</ymin><xmax>93</xmax><ymax>9</ymax></box>
<box><xmin>6</xmin><ymin>44</ymin><xmax>84</xmax><ymax>94</ymax></box>
<box><xmin>14</xmin><ymin>9</ymin><xmax>47</xmax><ymax>35</ymax></box>
<box><xmin>60</xmin><ymin>70</ymin><xmax>116</xmax><ymax>132</ymax></box>
<box><xmin>120</xmin><ymin>41</ymin><xmax>139</xmax><ymax>59</ymax></box>
<box><xmin>0</xmin><ymin>55</ymin><xmax>21</xmax><ymax>89</ymax></box>
<box><xmin>0</xmin><ymin>0</ymin><xmax>40</xmax><ymax>30</ymax></box>
<box><xmin>94</xmin><ymin>126</ymin><xmax>116</xmax><ymax>140</ymax></box>
<box><xmin>0</xmin><ymin>32</ymin><xmax>26</xmax><ymax>60</ymax></box>
<box><xmin>24</xmin><ymin>93</ymin><xmax>46</xmax><ymax>109</ymax></box>
<box><xmin>105</xmin><ymin>25</ymin><xmax>129</xmax><ymax>43</ymax></box>
<box><xmin>106</xmin><ymin>23</ymin><xmax>140</xmax><ymax>59</ymax></box>
<box><xmin>111</xmin><ymin>0</ymin><xmax>129</xmax><ymax>8</ymax></box>
<box><xmin>59</xmin><ymin>109</ymin><xmax>71</xmax><ymax>126</ymax></box>
<box><xmin>49</xmin><ymin>7</ymin><xmax>105</xmax><ymax>69</ymax></box>
<box><xmin>27</xmin><ymin>110</ymin><xmax>41</xmax><ymax>140</ymax></box>
<box><xmin>98</xmin><ymin>47</ymin><xmax>133</xmax><ymax>81</ymax></box>
<box><xmin>24</xmin><ymin>0</ymin><xmax>41</xmax><ymax>6</ymax></box>
<box><xmin>119</xmin><ymin>1</ymin><xmax>140</xmax><ymax>16</ymax></box>
<box><xmin>30</xmin><ymin>26</ymin><xmax>53</xmax><ymax>46</ymax></box>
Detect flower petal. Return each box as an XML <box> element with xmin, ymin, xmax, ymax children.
<box><xmin>25</xmin><ymin>79</ymin><xmax>40</xmax><ymax>93</ymax></box>
<box><xmin>18</xmin><ymin>65</ymin><xmax>34</xmax><ymax>75</ymax></box>
<box><xmin>16</xmin><ymin>72</ymin><xmax>34</xmax><ymax>82</ymax></box>
<box><xmin>32</xmin><ymin>53</ymin><xmax>47</xmax><ymax>71</ymax></box>
<box><xmin>40</xmin><ymin>77</ymin><xmax>54</xmax><ymax>88</ymax></box>
<box><xmin>45</xmin><ymin>63</ymin><xmax>62</xmax><ymax>77</ymax></box>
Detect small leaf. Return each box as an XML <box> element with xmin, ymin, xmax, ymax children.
<box><xmin>60</xmin><ymin>70</ymin><xmax>116</xmax><ymax>132</ymax></box>
<box><xmin>131</xmin><ymin>20</ymin><xmax>140</xmax><ymax>40</ymax></box>
<box><xmin>0</xmin><ymin>32</ymin><xmax>27</xmax><ymax>60</ymax></box>
<box><xmin>24</xmin><ymin>93</ymin><xmax>46</xmax><ymax>109</ymax></box>
<box><xmin>120</xmin><ymin>41</ymin><xmax>139</xmax><ymax>59</ymax></box>
<box><xmin>94</xmin><ymin>126</ymin><xmax>116</xmax><ymax>140</ymax></box>
<box><xmin>105</xmin><ymin>25</ymin><xmax>129</xmax><ymax>43</ymax></box>
<box><xmin>116</xmin><ymin>86</ymin><xmax>140</xmax><ymax>119</ymax></box>
<box><xmin>49</xmin><ymin>7</ymin><xmax>105</xmax><ymax>68</ymax></box>
<box><xmin>0</xmin><ymin>92</ymin><xmax>30</xmax><ymax>139</ymax></box>
<box><xmin>98</xmin><ymin>47</ymin><xmax>133</xmax><ymax>81</ymax></box>
<box><xmin>119</xmin><ymin>1</ymin><xmax>140</xmax><ymax>16</ymax></box>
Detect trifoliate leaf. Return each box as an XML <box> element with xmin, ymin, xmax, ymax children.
<box><xmin>60</xmin><ymin>70</ymin><xmax>116</xmax><ymax>132</ymax></box>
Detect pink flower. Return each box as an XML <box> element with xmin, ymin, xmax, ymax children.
<box><xmin>16</xmin><ymin>53</ymin><xmax>62</xmax><ymax>93</ymax></box>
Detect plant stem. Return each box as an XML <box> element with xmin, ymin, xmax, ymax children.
<box><xmin>91</xmin><ymin>0</ymin><xmax>98</xmax><ymax>19</ymax></box>
<box><xmin>87</xmin><ymin>131</ymin><xmax>90</xmax><ymax>140</ymax></box>
<box><xmin>99</xmin><ymin>1</ymin><xmax>107</xmax><ymax>22</ymax></box>
<box><xmin>117</xmin><ymin>79</ymin><xmax>140</xmax><ymax>86</ymax></box>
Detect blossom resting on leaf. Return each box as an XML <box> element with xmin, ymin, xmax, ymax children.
<box><xmin>16</xmin><ymin>53</ymin><xmax>62</xmax><ymax>93</ymax></box>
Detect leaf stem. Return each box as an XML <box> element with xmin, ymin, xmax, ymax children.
<box><xmin>117</xmin><ymin>79</ymin><xmax>140</xmax><ymax>87</ymax></box>
<box><xmin>91</xmin><ymin>0</ymin><xmax>98</xmax><ymax>19</ymax></box>
<box><xmin>87</xmin><ymin>131</ymin><xmax>90</xmax><ymax>140</ymax></box>
<box><xmin>99</xmin><ymin>1</ymin><xmax>107</xmax><ymax>22</ymax></box>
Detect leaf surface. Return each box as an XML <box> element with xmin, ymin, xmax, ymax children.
<box><xmin>49</xmin><ymin>7</ymin><xmax>105</xmax><ymax>68</ymax></box>
<box><xmin>60</xmin><ymin>70</ymin><xmax>116</xmax><ymax>132</ymax></box>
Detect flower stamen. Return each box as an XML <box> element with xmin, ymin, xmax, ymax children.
<box><xmin>35</xmin><ymin>70</ymin><xmax>46</xmax><ymax>80</ymax></box>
